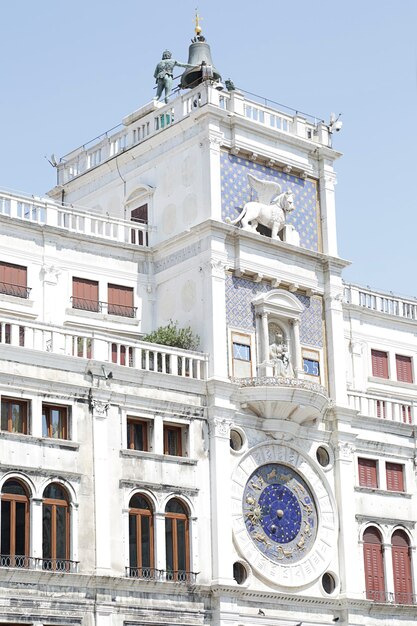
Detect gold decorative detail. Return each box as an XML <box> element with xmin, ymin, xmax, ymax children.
<box><xmin>195</xmin><ymin>9</ymin><xmax>203</xmax><ymax>35</ymax></box>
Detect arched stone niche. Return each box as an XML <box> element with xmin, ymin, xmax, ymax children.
<box><xmin>124</xmin><ymin>184</ymin><xmax>154</xmax><ymax>223</ymax></box>
<box><xmin>252</xmin><ymin>290</ymin><xmax>304</xmax><ymax>377</ymax></box>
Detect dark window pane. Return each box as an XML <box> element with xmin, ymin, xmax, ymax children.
<box><xmin>165</xmin><ymin>518</ymin><xmax>173</xmax><ymax>571</ymax></box>
<box><xmin>44</xmin><ymin>484</ymin><xmax>67</xmax><ymax>500</ymax></box>
<box><xmin>2</xmin><ymin>479</ymin><xmax>27</xmax><ymax>496</ymax></box>
<box><xmin>42</xmin><ymin>504</ymin><xmax>52</xmax><ymax>559</ymax></box>
<box><xmin>141</xmin><ymin>516</ymin><xmax>151</xmax><ymax>568</ymax></box>
<box><xmin>1</xmin><ymin>500</ymin><xmax>11</xmax><ymax>555</ymax></box>
<box><xmin>129</xmin><ymin>515</ymin><xmax>138</xmax><ymax>568</ymax></box>
<box><xmin>15</xmin><ymin>502</ymin><xmax>26</xmax><ymax>555</ymax></box>
<box><xmin>166</xmin><ymin>499</ymin><xmax>187</xmax><ymax>514</ymax></box>
<box><xmin>1</xmin><ymin>402</ymin><xmax>7</xmax><ymax>430</ymax></box>
<box><xmin>42</xmin><ymin>411</ymin><xmax>48</xmax><ymax>437</ymax></box>
<box><xmin>55</xmin><ymin>506</ymin><xmax>67</xmax><ymax>559</ymax></box>
<box><xmin>176</xmin><ymin>519</ymin><xmax>186</xmax><ymax>571</ymax></box>
<box><xmin>233</xmin><ymin>343</ymin><xmax>251</xmax><ymax>361</ymax></box>
<box><xmin>129</xmin><ymin>494</ymin><xmax>151</xmax><ymax>510</ymax></box>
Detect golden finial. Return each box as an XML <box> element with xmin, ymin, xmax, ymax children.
<box><xmin>194</xmin><ymin>8</ymin><xmax>203</xmax><ymax>35</ymax></box>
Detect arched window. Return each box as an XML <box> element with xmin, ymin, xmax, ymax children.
<box><xmin>392</xmin><ymin>530</ymin><xmax>413</xmax><ymax>604</ymax></box>
<box><xmin>42</xmin><ymin>484</ymin><xmax>70</xmax><ymax>571</ymax></box>
<box><xmin>0</xmin><ymin>479</ymin><xmax>30</xmax><ymax>567</ymax></box>
<box><xmin>165</xmin><ymin>499</ymin><xmax>190</xmax><ymax>581</ymax></box>
<box><xmin>363</xmin><ymin>526</ymin><xmax>385</xmax><ymax>601</ymax></box>
<box><xmin>129</xmin><ymin>494</ymin><xmax>154</xmax><ymax>578</ymax></box>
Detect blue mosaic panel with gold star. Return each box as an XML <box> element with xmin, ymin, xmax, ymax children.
<box><xmin>221</xmin><ymin>151</ymin><xmax>320</xmax><ymax>252</ymax></box>
<box><xmin>243</xmin><ymin>463</ymin><xmax>317</xmax><ymax>564</ymax></box>
<box><xmin>225</xmin><ymin>275</ymin><xmax>323</xmax><ymax>348</ymax></box>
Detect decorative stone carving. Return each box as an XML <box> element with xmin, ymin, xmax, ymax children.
<box><xmin>203</xmin><ymin>259</ymin><xmax>228</xmax><ymax>279</ymax></box>
<box><xmin>89</xmin><ymin>397</ymin><xmax>109</xmax><ymax>417</ymax></box>
<box><xmin>209</xmin><ymin>417</ymin><xmax>231</xmax><ymax>438</ymax></box>
<box><xmin>268</xmin><ymin>325</ymin><xmax>294</xmax><ymax>378</ymax></box>
<box><xmin>336</xmin><ymin>441</ymin><xmax>355</xmax><ymax>460</ymax></box>
<box><xmin>226</xmin><ymin>174</ymin><xmax>297</xmax><ymax>240</ymax></box>
<box><xmin>41</xmin><ymin>265</ymin><xmax>60</xmax><ymax>285</ymax></box>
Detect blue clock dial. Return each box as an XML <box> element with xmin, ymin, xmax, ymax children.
<box><xmin>243</xmin><ymin>463</ymin><xmax>317</xmax><ymax>564</ymax></box>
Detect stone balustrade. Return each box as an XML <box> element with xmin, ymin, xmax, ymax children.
<box><xmin>347</xmin><ymin>391</ymin><xmax>415</xmax><ymax>424</ymax></box>
<box><xmin>344</xmin><ymin>283</ymin><xmax>417</xmax><ymax>321</ymax></box>
<box><xmin>0</xmin><ymin>190</ymin><xmax>148</xmax><ymax>246</ymax></box>
<box><xmin>0</xmin><ymin>318</ymin><xmax>208</xmax><ymax>381</ymax></box>
<box><xmin>55</xmin><ymin>84</ymin><xmax>324</xmax><ymax>185</ymax></box>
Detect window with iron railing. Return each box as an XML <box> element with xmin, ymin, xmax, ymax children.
<box><xmin>0</xmin><ymin>262</ymin><xmax>30</xmax><ymax>298</ymax></box>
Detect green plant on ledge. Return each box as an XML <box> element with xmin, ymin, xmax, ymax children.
<box><xmin>143</xmin><ymin>320</ymin><xmax>200</xmax><ymax>351</ymax></box>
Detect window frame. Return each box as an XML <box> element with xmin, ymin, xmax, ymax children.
<box><xmin>229</xmin><ymin>329</ymin><xmax>254</xmax><ymax>378</ymax></box>
<box><xmin>128</xmin><ymin>494</ymin><xmax>154</xmax><ymax>577</ymax></box>
<box><xmin>107</xmin><ymin>283</ymin><xmax>135</xmax><ymax>318</ymax></box>
<box><xmin>395</xmin><ymin>354</ymin><xmax>413</xmax><ymax>384</ymax></box>
<box><xmin>371</xmin><ymin>349</ymin><xmax>389</xmax><ymax>379</ymax></box>
<box><xmin>42</xmin><ymin>484</ymin><xmax>70</xmax><ymax>571</ymax></box>
<box><xmin>127</xmin><ymin>417</ymin><xmax>149</xmax><ymax>452</ymax></box>
<box><xmin>72</xmin><ymin>277</ymin><xmax>99</xmax><ymax>313</ymax></box>
<box><xmin>386</xmin><ymin>462</ymin><xmax>405</xmax><ymax>493</ymax></box>
<box><xmin>0</xmin><ymin>478</ymin><xmax>30</xmax><ymax>567</ymax></box>
<box><xmin>358</xmin><ymin>457</ymin><xmax>378</xmax><ymax>489</ymax></box>
<box><xmin>363</xmin><ymin>526</ymin><xmax>386</xmax><ymax>602</ymax></box>
<box><xmin>42</xmin><ymin>404</ymin><xmax>69</xmax><ymax>440</ymax></box>
<box><xmin>0</xmin><ymin>261</ymin><xmax>28</xmax><ymax>299</ymax></box>
<box><xmin>1</xmin><ymin>398</ymin><xmax>28</xmax><ymax>435</ymax></box>
<box><xmin>163</xmin><ymin>423</ymin><xmax>184</xmax><ymax>457</ymax></box>
<box><xmin>165</xmin><ymin>499</ymin><xmax>190</xmax><ymax>581</ymax></box>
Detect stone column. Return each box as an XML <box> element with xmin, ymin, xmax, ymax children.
<box><xmin>324</xmin><ymin>288</ymin><xmax>347</xmax><ymax>406</ymax></box>
<box><xmin>153</xmin><ymin>414</ymin><xmax>164</xmax><ymax>455</ymax></box>
<box><xmin>154</xmin><ymin>512</ymin><xmax>166</xmax><ymax>576</ymax></box>
<box><xmin>31</xmin><ymin>497</ymin><xmax>43</xmax><ymax>566</ymax></box>
<box><xmin>261</xmin><ymin>312</ymin><xmax>269</xmax><ymax>363</ymax></box>
<box><xmin>382</xmin><ymin>541</ymin><xmax>395</xmax><ymax>601</ymax></box>
<box><xmin>90</xmin><ymin>395</ymin><xmax>112</xmax><ymax>575</ymax></box>
<box><xmin>291</xmin><ymin>318</ymin><xmax>302</xmax><ymax>376</ymax></box>
<box><xmin>208</xmin><ymin>416</ymin><xmax>234</xmax><ymax>585</ymax></box>
<box><xmin>202</xmin><ymin>259</ymin><xmax>228</xmax><ymax>378</ymax></box>
<box><xmin>318</xmin><ymin>164</ymin><xmax>338</xmax><ymax>257</ymax></box>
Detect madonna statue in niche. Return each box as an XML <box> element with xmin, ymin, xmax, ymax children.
<box><xmin>269</xmin><ymin>326</ymin><xmax>294</xmax><ymax>378</ymax></box>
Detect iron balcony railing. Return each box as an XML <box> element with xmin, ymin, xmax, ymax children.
<box><xmin>126</xmin><ymin>566</ymin><xmax>197</xmax><ymax>583</ymax></box>
<box><xmin>71</xmin><ymin>297</ymin><xmax>137</xmax><ymax>318</ymax></box>
<box><xmin>0</xmin><ymin>554</ymin><xmax>78</xmax><ymax>573</ymax></box>
<box><xmin>0</xmin><ymin>281</ymin><xmax>31</xmax><ymax>299</ymax></box>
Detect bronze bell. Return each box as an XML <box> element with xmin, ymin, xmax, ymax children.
<box><xmin>180</xmin><ymin>35</ymin><xmax>222</xmax><ymax>90</ymax></box>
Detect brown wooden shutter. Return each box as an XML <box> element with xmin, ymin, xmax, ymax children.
<box><xmin>395</xmin><ymin>355</ymin><xmax>413</xmax><ymax>383</ymax></box>
<box><xmin>0</xmin><ymin>262</ymin><xmax>27</xmax><ymax>296</ymax></box>
<box><xmin>358</xmin><ymin>458</ymin><xmax>378</xmax><ymax>488</ymax></box>
<box><xmin>131</xmin><ymin>204</ymin><xmax>148</xmax><ymax>224</ymax></box>
<box><xmin>72</xmin><ymin>277</ymin><xmax>99</xmax><ymax>311</ymax></box>
<box><xmin>371</xmin><ymin>350</ymin><xmax>388</xmax><ymax>378</ymax></box>
<box><xmin>108</xmin><ymin>284</ymin><xmax>134</xmax><ymax>316</ymax></box>
<box><xmin>363</xmin><ymin>527</ymin><xmax>385</xmax><ymax>601</ymax></box>
<box><xmin>392</xmin><ymin>531</ymin><xmax>413</xmax><ymax>603</ymax></box>
<box><xmin>386</xmin><ymin>462</ymin><xmax>404</xmax><ymax>492</ymax></box>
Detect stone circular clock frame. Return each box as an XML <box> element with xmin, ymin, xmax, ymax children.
<box><xmin>231</xmin><ymin>442</ymin><xmax>337</xmax><ymax>587</ymax></box>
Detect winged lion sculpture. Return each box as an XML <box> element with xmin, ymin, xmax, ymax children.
<box><xmin>226</xmin><ymin>174</ymin><xmax>295</xmax><ymax>240</ymax></box>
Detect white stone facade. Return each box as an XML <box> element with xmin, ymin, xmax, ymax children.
<box><xmin>0</xmin><ymin>82</ymin><xmax>415</xmax><ymax>626</ymax></box>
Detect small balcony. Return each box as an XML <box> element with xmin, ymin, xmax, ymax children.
<box><xmin>126</xmin><ymin>566</ymin><xmax>197</xmax><ymax>583</ymax></box>
<box><xmin>71</xmin><ymin>297</ymin><xmax>137</xmax><ymax>318</ymax></box>
<box><xmin>366</xmin><ymin>590</ymin><xmax>417</xmax><ymax>605</ymax></box>
<box><xmin>233</xmin><ymin>376</ymin><xmax>330</xmax><ymax>424</ymax></box>
<box><xmin>0</xmin><ymin>281</ymin><xmax>31</xmax><ymax>299</ymax></box>
<box><xmin>0</xmin><ymin>554</ymin><xmax>78</xmax><ymax>573</ymax></box>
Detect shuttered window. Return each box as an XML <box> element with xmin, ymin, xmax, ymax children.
<box><xmin>108</xmin><ymin>284</ymin><xmax>134</xmax><ymax>317</ymax></box>
<box><xmin>72</xmin><ymin>277</ymin><xmax>99</xmax><ymax>312</ymax></box>
<box><xmin>131</xmin><ymin>204</ymin><xmax>148</xmax><ymax>224</ymax></box>
<box><xmin>371</xmin><ymin>350</ymin><xmax>388</xmax><ymax>378</ymax></box>
<box><xmin>358</xmin><ymin>458</ymin><xmax>378</xmax><ymax>488</ymax></box>
<box><xmin>392</xmin><ymin>531</ymin><xmax>413</xmax><ymax>604</ymax></box>
<box><xmin>386</xmin><ymin>462</ymin><xmax>404</xmax><ymax>492</ymax></box>
<box><xmin>0</xmin><ymin>262</ymin><xmax>28</xmax><ymax>298</ymax></box>
<box><xmin>395</xmin><ymin>355</ymin><xmax>413</xmax><ymax>383</ymax></box>
<box><xmin>363</xmin><ymin>527</ymin><xmax>385</xmax><ymax>602</ymax></box>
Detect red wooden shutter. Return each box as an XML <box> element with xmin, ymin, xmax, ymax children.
<box><xmin>396</xmin><ymin>355</ymin><xmax>413</xmax><ymax>383</ymax></box>
<box><xmin>371</xmin><ymin>350</ymin><xmax>388</xmax><ymax>378</ymax></box>
<box><xmin>358</xmin><ymin>458</ymin><xmax>378</xmax><ymax>488</ymax></box>
<box><xmin>131</xmin><ymin>204</ymin><xmax>148</xmax><ymax>224</ymax></box>
<box><xmin>108</xmin><ymin>284</ymin><xmax>134</xmax><ymax>317</ymax></box>
<box><xmin>363</xmin><ymin>527</ymin><xmax>385</xmax><ymax>601</ymax></box>
<box><xmin>0</xmin><ymin>262</ymin><xmax>27</xmax><ymax>296</ymax></box>
<box><xmin>392</xmin><ymin>531</ymin><xmax>412</xmax><ymax>604</ymax></box>
<box><xmin>72</xmin><ymin>277</ymin><xmax>99</xmax><ymax>311</ymax></box>
<box><xmin>386</xmin><ymin>462</ymin><xmax>404</xmax><ymax>492</ymax></box>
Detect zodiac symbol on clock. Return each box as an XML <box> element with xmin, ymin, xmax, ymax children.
<box><xmin>300</xmin><ymin>500</ymin><xmax>313</xmax><ymax>515</ymax></box>
<box><xmin>297</xmin><ymin>535</ymin><xmax>306</xmax><ymax>550</ymax></box>
<box><xmin>304</xmin><ymin>521</ymin><xmax>312</xmax><ymax>536</ymax></box>
<box><xmin>252</xmin><ymin>532</ymin><xmax>270</xmax><ymax>548</ymax></box>
<box><xmin>250</xmin><ymin>476</ymin><xmax>264</xmax><ymax>490</ymax></box>
<box><xmin>277</xmin><ymin>546</ymin><xmax>293</xmax><ymax>559</ymax></box>
<box><xmin>245</xmin><ymin>494</ymin><xmax>256</xmax><ymax>506</ymax></box>
<box><xmin>266</xmin><ymin>468</ymin><xmax>277</xmax><ymax>481</ymax></box>
<box><xmin>245</xmin><ymin>505</ymin><xmax>262</xmax><ymax>526</ymax></box>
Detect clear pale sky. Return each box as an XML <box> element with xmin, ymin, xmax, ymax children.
<box><xmin>1</xmin><ymin>1</ymin><xmax>416</xmax><ymax>297</ymax></box>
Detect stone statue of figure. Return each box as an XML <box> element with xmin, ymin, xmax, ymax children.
<box><xmin>269</xmin><ymin>331</ymin><xmax>294</xmax><ymax>378</ymax></box>
<box><xmin>153</xmin><ymin>50</ymin><xmax>192</xmax><ymax>104</ymax></box>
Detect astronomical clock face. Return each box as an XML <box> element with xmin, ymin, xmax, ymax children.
<box><xmin>232</xmin><ymin>443</ymin><xmax>337</xmax><ymax>587</ymax></box>
<box><xmin>243</xmin><ymin>464</ymin><xmax>317</xmax><ymax>564</ymax></box>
